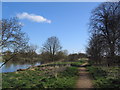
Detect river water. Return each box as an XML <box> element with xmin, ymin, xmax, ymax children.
<box><xmin>0</xmin><ymin>62</ymin><xmax>41</xmax><ymax>73</ymax></box>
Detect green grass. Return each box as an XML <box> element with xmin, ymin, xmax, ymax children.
<box><xmin>87</xmin><ymin>66</ymin><xmax>120</xmax><ymax>88</ymax></box>
<box><xmin>41</xmin><ymin>60</ymin><xmax>85</xmax><ymax>67</ymax></box>
<box><xmin>43</xmin><ymin>67</ymin><xmax>79</xmax><ymax>88</ymax></box>
<box><xmin>2</xmin><ymin>64</ymin><xmax>79</xmax><ymax>88</ymax></box>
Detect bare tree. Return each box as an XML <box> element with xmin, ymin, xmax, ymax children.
<box><xmin>0</xmin><ymin>17</ymin><xmax>29</xmax><ymax>68</ymax></box>
<box><xmin>86</xmin><ymin>34</ymin><xmax>108</xmax><ymax>65</ymax></box>
<box><xmin>21</xmin><ymin>44</ymin><xmax>38</xmax><ymax>53</ymax></box>
<box><xmin>41</xmin><ymin>36</ymin><xmax>62</xmax><ymax>62</ymax></box>
<box><xmin>24</xmin><ymin>44</ymin><xmax>38</xmax><ymax>59</ymax></box>
<box><xmin>89</xmin><ymin>2</ymin><xmax>120</xmax><ymax>65</ymax></box>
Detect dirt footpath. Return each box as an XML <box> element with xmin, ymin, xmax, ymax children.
<box><xmin>76</xmin><ymin>63</ymin><xmax>93</xmax><ymax>88</ymax></box>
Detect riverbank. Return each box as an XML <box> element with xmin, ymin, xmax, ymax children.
<box><xmin>0</xmin><ymin>62</ymin><xmax>41</xmax><ymax>73</ymax></box>
<box><xmin>2</xmin><ymin>60</ymin><xmax>86</xmax><ymax>88</ymax></box>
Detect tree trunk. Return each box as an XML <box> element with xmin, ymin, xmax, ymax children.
<box><xmin>108</xmin><ymin>43</ymin><xmax>115</xmax><ymax>66</ymax></box>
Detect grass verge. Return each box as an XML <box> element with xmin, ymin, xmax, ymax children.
<box><xmin>87</xmin><ymin>66</ymin><xmax>120</xmax><ymax>88</ymax></box>
<box><xmin>2</xmin><ymin>64</ymin><xmax>79</xmax><ymax>88</ymax></box>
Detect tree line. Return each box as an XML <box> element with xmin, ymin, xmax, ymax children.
<box><xmin>86</xmin><ymin>2</ymin><xmax>120</xmax><ymax>66</ymax></box>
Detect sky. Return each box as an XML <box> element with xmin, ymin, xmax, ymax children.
<box><xmin>2</xmin><ymin>2</ymin><xmax>101</xmax><ymax>54</ymax></box>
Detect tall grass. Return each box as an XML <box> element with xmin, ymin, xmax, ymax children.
<box><xmin>87</xmin><ymin>66</ymin><xmax>120</xmax><ymax>88</ymax></box>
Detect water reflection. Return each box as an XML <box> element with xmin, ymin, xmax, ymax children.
<box><xmin>0</xmin><ymin>61</ymin><xmax>41</xmax><ymax>73</ymax></box>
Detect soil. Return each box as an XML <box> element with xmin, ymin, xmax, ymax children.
<box><xmin>76</xmin><ymin>63</ymin><xmax>94</xmax><ymax>88</ymax></box>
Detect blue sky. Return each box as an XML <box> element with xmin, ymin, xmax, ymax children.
<box><xmin>2</xmin><ymin>2</ymin><xmax>101</xmax><ymax>54</ymax></box>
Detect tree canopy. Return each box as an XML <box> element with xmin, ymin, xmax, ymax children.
<box><xmin>41</xmin><ymin>36</ymin><xmax>62</xmax><ymax>62</ymax></box>
<box><xmin>87</xmin><ymin>2</ymin><xmax>120</xmax><ymax>66</ymax></box>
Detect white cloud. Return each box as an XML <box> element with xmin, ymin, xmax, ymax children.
<box><xmin>17</xmin><ymin>12</ymin><xmax>51</xmax><ymax>23</ymax></box>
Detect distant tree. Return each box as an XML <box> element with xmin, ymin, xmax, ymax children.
<box><xmin>78</xmin><ymin>53</ymin><xmax>87</xmax><ymax>58</ymax></box>
<box><xmin>41</xmin><ymin>36</ymin><xmax>62</xmax><ymax>62</ymax></box>
<box><xmin>89</xmin><ymin>2</ymin><xmax>120</xmax><ymax>65</ymax></box>
<box><xmin>55</xmin><ymin>50</ymin><xmax>68</xmax><ymax>61</ymax></box>
<box><xmin>0</xmin><ymin>17</ymin><xmax>29</xmax><ymax>68</ymax></box>
<box><xmin>68</xmin><ymin>53</ymin><xmax>78</xmax><ymax>61</ymax></box>
<box><xmin>40</xmin><ymin>52</ymin><xmax>52</xmax><ymax>63</ymax></box>
<box><xmin>2</xmin><ymin>50</ymin><xmax>12</xmax><ymax>61</ymax></box>
<box><xmin>25</xmin><ymin>44</ymin><xmax>38</xmax><ymax>59</ymax></box>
